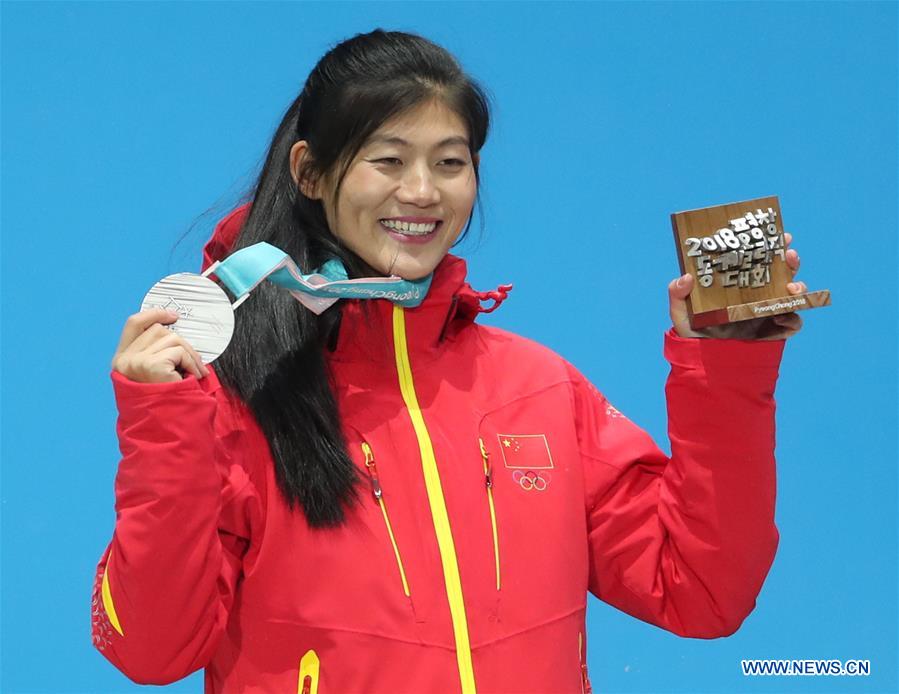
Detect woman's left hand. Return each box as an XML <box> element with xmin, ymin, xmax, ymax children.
<box><xmin>668</xmin><ymin>232</ymin><xmax>805</xmax><ymax>341</ymax></box>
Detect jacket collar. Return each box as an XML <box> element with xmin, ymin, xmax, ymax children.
<box><xmin>203</xmin><ymin>204</ymin><xmax>512</xmax><ymax>365</ymax></box>
<box><xmin>330</xmin><ymin>253</ymin><xmax>481</xmax><ymax>364</ymax></box>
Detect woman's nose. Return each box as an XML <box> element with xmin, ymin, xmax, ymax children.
<box><xmin>396</xmin><ymin>163</ymin><xmax>440</xmax><ymax>206</ymax></box>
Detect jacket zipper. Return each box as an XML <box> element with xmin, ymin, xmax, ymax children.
<box><xmin>479</xmin><ymin>438</ymin><xmax>501</xmax><ymax>591</ymax></box>
<box><xmin>392</xmin><ymin>305</ymin><xmax>477</xmax><ymax>694</ymax></box>
<box><xmin>579</xmin><ymin>630</ymin><xmax>592</xmax><ymax>694</ymax></box>
<box><xmin>361</xmin><ymin>441</ymin><xmax>411</xmax><ymax>597</ymax></box>
<box><xmin>297</xmin><ymin>648</ymin><xmax>320</xmax><ymax>694</ymax></box>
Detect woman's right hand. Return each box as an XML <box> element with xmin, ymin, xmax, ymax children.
<box><xmin>112</xmin><ymin>308</ymin><xmax>209</xmax><ymax>383</ymax></box>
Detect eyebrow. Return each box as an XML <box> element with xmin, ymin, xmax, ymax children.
<box><xmin>366</xmin><ymin>135</ymin><xmax>470</xmax><ymax>148</ymax></box>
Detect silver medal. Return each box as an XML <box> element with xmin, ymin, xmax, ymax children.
<box><xmin>140</xmin><ymin>272</ymin><xmax>235</xmax><ymax>364</ymax></box>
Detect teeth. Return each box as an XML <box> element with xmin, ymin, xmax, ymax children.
<box><xmin>380</xmin><ymin>219</ymin><xmax>438</xmax><ymax>235</ymax></box>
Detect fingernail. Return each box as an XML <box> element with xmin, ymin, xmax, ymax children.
<box><xmin>676</xmin><ymin>275</ymin><xmax>686</xmax><ymax>288</ymax></box>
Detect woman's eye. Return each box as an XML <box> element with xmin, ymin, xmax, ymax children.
<box><xmin>370</xmin><ymin>157</ymin><xmax>468</xmax><ymax>168</ymax></box>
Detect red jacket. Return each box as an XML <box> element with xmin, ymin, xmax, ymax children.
<box><xmin>92</xmin><ymin>205</ymin><xmax>784</xmax><ymax>693</ymax></box>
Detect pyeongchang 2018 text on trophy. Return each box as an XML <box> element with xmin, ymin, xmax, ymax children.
<box><xmin>671</xmin><ymin>195</ymin><xmax>831</xmax><ymax>330</ymax></box>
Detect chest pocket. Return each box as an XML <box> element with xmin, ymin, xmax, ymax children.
<box><xmin>477</xmin><ymin>383</ymin><xmax>590</xmax><ymax>629</ymax></box>
<box><xmin>360</xmin><ymin>441</ymin><xmax>412</xmax><ymax>601</ymax></box>
<box><xmin>341</xmin><ymin>426</ymin><xmax>424</xmax><ymax>627</ymax></box>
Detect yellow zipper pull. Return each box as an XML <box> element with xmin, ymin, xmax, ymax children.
<box><xmin>298</xmin><ymin>649</ymin><xmax>320</xmax><ymax>694</ymax></box>
<box><xmin>480</xmin><ymin>437</ymin><xmax>501</xmax><ymax>591</ymax></box>
<box><xmin>361</xmin><ymin>441</ymin><xmax>411</xmax><ymax>598</ymax></box>
<box><xmin>361</xmin><ymin>441</ymin><xmax>382</xmax><ymax>500</ymax></box>
<box><xmin>479</xmin><ymin>437</ymin><xmax>493</xmax><ymax>488</ymax></box>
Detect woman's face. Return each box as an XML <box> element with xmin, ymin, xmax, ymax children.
<box><xmin>295</xmin><ymin>99</ymin><xmax>479</xmax><ymax>280</ymax></box>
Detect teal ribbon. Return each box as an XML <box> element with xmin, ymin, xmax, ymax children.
<box><xmin>209</xmin><ymin>242</ymin><xmax>432</xmax><ymax>314</ymax></box>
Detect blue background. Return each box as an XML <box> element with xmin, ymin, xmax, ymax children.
<box><xmin>2</xmin><ymin>2</ymin><xmax>896</xmax><ymax>692</ymax></box>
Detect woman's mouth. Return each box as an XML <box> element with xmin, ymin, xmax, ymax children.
<box><xmin>379</xmin><ymin>218</ymin><xmax>442</xmax><ymax>245</ymax></box>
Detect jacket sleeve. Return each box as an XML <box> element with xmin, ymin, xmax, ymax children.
<box><xmin>91</xmin><ymin>369</ymin><xmax>261</xmax><ymax>684</ymax></box>
<box><xmin>574</xmin><ymin>328</ymin><xmax>785</xmax><ymax>638</ymax></box>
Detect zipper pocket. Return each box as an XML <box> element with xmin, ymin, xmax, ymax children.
<box><xmin>579</xmin><ymin>630</ymin><xmax>592</xmax><ymax>694</ymax></box>
<box><xmin>362</xmin><ymin>442</ymin><xmax>411</xmax><ymax>597</ymax></box>
<box><xmin>479</xmin><ymin>437</ymin><xmax>501</xmax><ymax>591</ymax></box>
<box><xmin>298</xmin><ymin>649</ymin><xmax>319</xmax><ymax>694</ymax></box>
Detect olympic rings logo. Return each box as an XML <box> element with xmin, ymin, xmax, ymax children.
<box><xmin>511</xmin><ymin>470</ymin><xmax>552</xmax><ymax>492</ymax></box>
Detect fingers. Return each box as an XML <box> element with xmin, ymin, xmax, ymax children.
<box><xmin>115</xmin><ymin>341</ymin><xmax>205</xmax><ymax>382</ymax></box>
<box><xmin>785</xmin><ymin>248</ymin><xmax>800</xmax><ymax>273</ymax></box>
<box><xmin>760</xmin><ymin>312</ymin><xmax>803</xmax><ymax>340</ymax></box>
<box><xmin>146</xmin><ymin>331</ymin><xmax>208</xmax><ymax>374</ymax></box>
<box><xmin>155</xmin><ymin>346</ymin><xmax>206</xmax><ymax>380</ymax></box>
<box><xmin>115</xmin><ymin>308</ymin><xmax>178</xmax><ymax>355</ymax></box>
<box><xmin>121</xmin><ymin>323</ymin><xmax>208</xmax><ymax>373</ymax></box>
<box><xmin>131</xmin><ymin>347</ymin><xmax>187</xmax><ymax>383</ymax></box>
<box><xmin>112</xmin><ymin>308</ymin><xmax>209</xmax><ymax>383</ymax></box>
<box><xmin>773</xmin><ymin>312</ymin><xmax>802</xmax><ymax>328</ymax></box>
<box><xmin>126</xmin><ymin>322</ymin><xmax>173</xmax><ymax>355</ymax></box>
<box><xmin>783</xmin><ymin>230</ymin><xmax>800</xmax><ymax>279</ymax></box>
<box><xmin>787</xmin><ymin>280</ymin><xmax>807</xmax><ymax>294</ymax></box>
<box><xmin>668</xmin><ymin>273</ymin><xmax>703</xmax><ymax>338</ymax></box>
<box><xmin>668</xmin><ymin>273</ymin><xmax>693</xmax><ymax>301</ymax></box>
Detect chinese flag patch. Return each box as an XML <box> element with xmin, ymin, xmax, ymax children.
<box><xmin>496</xmin><ymin>434</ymin><xmax>554</xmax><ymax>469</ymax></box>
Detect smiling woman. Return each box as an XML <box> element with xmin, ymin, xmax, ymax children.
<box><xmin>94</xmin><ymin>27</ymin><xmax>801</xmax><ymax>694</ymax></box>
<box><xmin>289</xmin><ymin>99</ymin><xmax>480</xmax><ymax>279</ymax></box>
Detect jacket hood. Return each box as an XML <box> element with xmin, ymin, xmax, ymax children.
<box><xmin>202</xmin><ymin>203</ymin><xmax>513</xmax><ymax>362</ymax></box>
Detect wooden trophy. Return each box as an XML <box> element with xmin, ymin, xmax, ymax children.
<box><xmin>671</xmin><ymin>195</ymin><xmax>830</xmax><ymax>329</ymax></box>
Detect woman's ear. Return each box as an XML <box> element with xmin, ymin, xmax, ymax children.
<box><xmin>289</xmin><ymin>140</ymin><xmax>321</xmax><ymax>199</ymax></box>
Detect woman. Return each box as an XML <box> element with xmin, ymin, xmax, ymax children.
<box><xmin>92</xmin><ymin>29</ymin><xmax>805</xmax><ymax>693</ymax></box>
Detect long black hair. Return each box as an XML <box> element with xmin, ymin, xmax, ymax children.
<box><xmin>213</xmin><ymin>29</ymin><xmax>491</xmax><ymax>527</ymax></box>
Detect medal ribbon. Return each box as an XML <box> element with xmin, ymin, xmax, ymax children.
<box><xmin>208</xmin><ymin>242</ymin><xmax>432</xmax><ymax>314</ymax></box>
